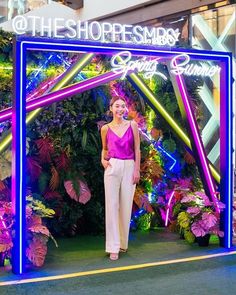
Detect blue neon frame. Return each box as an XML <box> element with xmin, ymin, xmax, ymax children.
<box><xmin>12</xmin><ymin>36</ymin><xmax>233</xmax><ymax>274</ymax></box>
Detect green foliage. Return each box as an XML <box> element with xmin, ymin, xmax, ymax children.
<box><xmin>38</xmin><ymin>172</ymin><xmax>50</xmax><ymax>193</ymax></box>
<box><xmin>27</xmin><ymin>196</ymin><xmax>55</xmax><ymax>218</ymax></box>
<box><xmin>184</xmin><ymin>230</ymin><xmax>195</xmax><ymax>244</ymax></box>
<box><xmin>137</xmin><ymin>213</ymin><xmax>152</xmax><ymax>231</ymax></box>
<box><xmin>162</xmin><ymin>138</ymin><xmax>176</xmax><ymax>153</ymax></box>
<box><xmin>177</xmin><ymin>211</ymin><xmax>190</xmax><ymax>229</ymax></box>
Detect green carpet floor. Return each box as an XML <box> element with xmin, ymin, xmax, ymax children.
<box><xmin>0</xmin><ymin>229</ymin><xmax>236</xmax><ymax>294</ymax></box>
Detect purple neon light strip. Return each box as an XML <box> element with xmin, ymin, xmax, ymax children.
<box><xmin>165</xmin><ymin>190</ymin><xmax>175</xmax><ymax>227</ymax></box>
<box><xmin>174</xmin><ymin>66</ymin><xmax>219</xmax><ymax>212</ymax></box>
<box><xmin>0</xmin><ymin>71</ymin><xmax>121</xmax><ymax>123</ymax></box>
<box><xmin>0</xmin><ymin>76</ymin><xmax>60</xmax><ymax>122</ymax></box>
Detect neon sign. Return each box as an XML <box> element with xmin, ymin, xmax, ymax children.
<box><xmin>110</xmin><ymin>51</ymin><xmax>167</xmax><ymax>80</ymax></box>
<box><xmin>111</xmin><ymin>51</ymin><xmax>221</xmax><ymax>79</ymax></box>
<box><xmin>12</xmin><ymin>16</ymin><xmax>180</xmax><ymax>46</ymax></box>
<box><xmin>170</xmin><ymin>54</ymin><xmax>221</xmax><ymax>77</ymax></box>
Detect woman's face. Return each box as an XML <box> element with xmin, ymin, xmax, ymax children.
<box><xmin>110</xmin><ymin>99</ymin><xmax>127</xmax><ymax>119</ymax></box>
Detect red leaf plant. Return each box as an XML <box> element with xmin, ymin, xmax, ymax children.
<box><xmin>44</xmin><ymin>191</ymin><xmax>63</xmax><ymax>201</ymax></box>
<box><xmin>0</xmin><ymin>201</ymin><xmax>13</xmax><ymax>255</ymax></box>
<box><xmin>0</xmin><ymin>196</ymin><xmax>55</xmax><ymax>268</ymax></box>
<box><xmin>64</xmin><ymin>179</ymin><xmax>91</xmax><ymax>204</ymax></box>
<box><xmin>27</xmin><ymin>156</ymin><xmax>42</xmax><ymax>181</ymax></box>
<box><xmin>49</xmin><ymin>166</ymin><xmax>60</xmax><ymax>191</ymax></box>
<box><xmin>27</xmin><ymin>215</ymin><xmax>50</xmax><ymax>237</ymax></box>
<box><xmin>0</xmin><ymin>180</ymin><xmax>6</xmax><ymax>191</ymax></box>
<box><xmin>0</xmin><ymin>234</ymin><xmax>13</xmax><ymax>253</ymax></box>
<box><xmin>26</xmin><ymin>237</ymin><xmax>47</xmax><ymax>267</ymax></box>
<box><xmin>35</xmin><ymin>137</ymin><xmax>54</xmax><ymax>163</ymax></box>
<box><xmin>55</xmin><ymin>151</ymin><xmax>70</xmax><ymax>171</ymax></box>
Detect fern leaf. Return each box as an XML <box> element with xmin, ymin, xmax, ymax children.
<box><xmin>49</xmin><ymin>166</ymin><xmax>60</xmax><ymax>191</ymax></box>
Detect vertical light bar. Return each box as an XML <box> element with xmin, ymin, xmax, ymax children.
<box><xmin>12</xmin><ymin>39</ymin><xmax>26</xmax><ymax>274</ymax></box>
<box><xmin>219</xmin><ymin>57</ymin><xmax>233</xmax><ymax>248</ymax></box>
<box><xmin>174</xmin><ymin>65</ymin><xmax>219</xmax><ymax>212</ymax></box>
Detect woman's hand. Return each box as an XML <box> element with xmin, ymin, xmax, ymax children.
<box><xmin>133</xmin><ymin>168</ymin><xmax>140</xmax><ymax>184</ymax></box>
<box><xmin>101</xmin><ymin>159</ymin><xmax>112</xmax><ymax>169</ymax></box>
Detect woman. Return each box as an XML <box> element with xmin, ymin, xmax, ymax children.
<box><xmin>101</xmin><ymin>96</ymin><xmax>140</xmax><ymax>260</ymax></box>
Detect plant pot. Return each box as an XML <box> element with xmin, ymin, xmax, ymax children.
<box><xmin>196</xmin><ymin>234</ymin><xmax>210</xmax><ymax>247</ymax></box>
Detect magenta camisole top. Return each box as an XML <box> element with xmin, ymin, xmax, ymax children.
<box><xmin>106</xmin><ymin>123</ymin><xmax>135</xmax><ymax>160</ymax></box>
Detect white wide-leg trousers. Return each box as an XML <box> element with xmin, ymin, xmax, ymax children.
<box><xmin>104</xmin><ymin>158</ymin><xmax>136</xmax><ymax>253</ymax></box>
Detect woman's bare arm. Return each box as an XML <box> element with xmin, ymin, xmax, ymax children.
<box><xmin>131</xmin><ymin>121</ymin><xmax>140</xmax><ymax>184</ymax></box>
<box><xmin>100</xmin><ymin>125</ymin><xmax>111</xmax><ymax>169</ymax></box>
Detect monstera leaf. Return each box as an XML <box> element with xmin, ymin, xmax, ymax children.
<box><xmin>0</xmin><ymin>235</ymin><xmax>13</xmax><ymax>253</ymax></box>
<box><xmin>64</xmin><ymin>179</ymin><xmax>91</xmax><ymax>204</ymax></box>
<box><xmin>201</xmin><ymin>212</ymin><xmax>218</xmax><ymax>228</ymax></box>
<box><xmin>26</xmin><ymin>238</ymin><xmax>47</xmax><ymax>267</ymax></box>
<box><xmin>27</xmin><ymin>215</ymin><xmax>50</xmax><ymax>236</ymax></box>
<box><xmin>191</xmin><ymin>221</ymin><xmax>206</xmax><ymax>237</ymax></box>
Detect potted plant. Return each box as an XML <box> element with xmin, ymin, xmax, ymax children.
<box><xmin>176</xmin><ymin>191</ymin><xmax>224</xmax><ymax>246</ymax></box>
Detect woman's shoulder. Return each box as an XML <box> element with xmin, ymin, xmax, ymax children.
<box><xmin>101</xmin><ymin>123</ymin><xmax>109</xmax><ymax>133</ymax></box>
<box><xmin>130</xmin><ymin>120</ymin><xmax>138</xmax><ymax>128</ymax></box>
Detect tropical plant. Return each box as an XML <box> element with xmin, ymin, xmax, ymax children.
<box><xmin>0</xmin><ymin>196</ymin><xmax>56</xmax><ymax>267</ymax></box>
<box><xmin>176</xmin><ymin>191</ymin><xmax>224</xmax><ymax>244</ymax></box>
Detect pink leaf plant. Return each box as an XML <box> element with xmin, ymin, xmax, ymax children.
<box><xmin>178</xmin><ymin>191</ymin><xmax>225</xmax><ymax>241</ymax></box>
<box><xmin>64</xmin><ymin>179</ymin><xmax>91</xmax><ymax>205</ymax></box>
<box><xmin>0</xmin><ymin>196</ymin><xmax>55</xmax><ymax>268</ymax></box>
<box><xmin>0</xmin><ymin>201</ymin><xmax>13</xmax><ymax>254</ymax></box>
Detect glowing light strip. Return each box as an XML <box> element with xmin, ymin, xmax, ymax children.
<box><xmin>26</xmin><ymin>54</ymin><xmax>53</xmax><ymax>90</ymax></box>
<box><xmin>157</xmin><ymin>145</ymin><xmax>177</xmax><ymax>171</ymax></box>
<box><xmin>26</xmin><ymin>72</ymin><xmax>122</xmax><ymax>109</ymax></box>
<box><xmin>165</xmin><ymin>190</ymin><xmax>175</xmax><ymax>227</ymax></box>
<box><xmin>226</xmin><ymin>56</ymin><xmax>232</xmax><ymax>248</ymax></box>
<box><xmin>0</xmin><ymin>71</ymin><xmax>127</xmax><ymax>123</ymax></box>
<box><xmin>1</xmin><ymin>251</ymin><xmax>236</xmax><ymax>286</ymax></box>
<box><xmin>174</xmin><ymin>64</ymin><xmax>219</xmax><ymax>212</ymax></box>
<box><xmin>19</xmin><ymin>41</ymin><xmax>24</xmax><ymax>274</ymax></box>
<box><xmin>21</xmin><ymin>39</ymin><xmax>230</xmax><ymax>59</ymax></box>
<box><xmin>26</xmin><ymin>74</ymin><xmax>63</xmax><ymax>101</ymax></box>
<box><xmin>140</xmin><ymin>131</ymin><xmax>177</xmax><ymax>171</ymax></box>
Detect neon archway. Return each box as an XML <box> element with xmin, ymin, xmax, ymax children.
<box><xmin>11</xmin><ymin>36</ymin><xmax>233</xmax><ymax>274</ymax></box>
